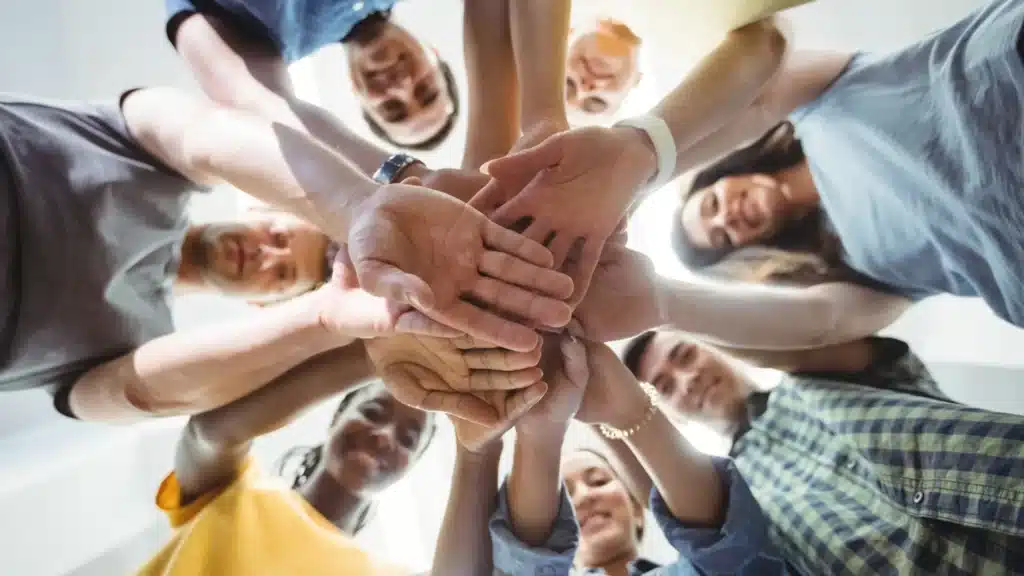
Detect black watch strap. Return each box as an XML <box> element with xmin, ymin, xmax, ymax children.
<box><xmin>372</xmin><ymin>153</ymin><xmax>424</xmax><ymax>184</ymax></box>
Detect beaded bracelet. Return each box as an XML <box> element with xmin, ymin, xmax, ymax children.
<box><xmin>598</xmin><ymin>382</ymin><xmax>660</xmax><ymax>440</ymax></box>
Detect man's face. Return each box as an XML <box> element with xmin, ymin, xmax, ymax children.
<box><xmin>636</xmin><ymin>331</ymin><xmax>749</xmax><ymax>427</ymax></box>
<box><xmin>193</xmin><ymin>211</ymin><xmax>329</xmax><ymax>302</ymax></box>
<box><xmin>566</xmin><ymin>19</ymin><xmax>642</xmax><ymax>118</ymax></box>
<box><xmin>347</xmin><ymin>22</ymin><xmax>455</xmax><ymax>146</ymax></box>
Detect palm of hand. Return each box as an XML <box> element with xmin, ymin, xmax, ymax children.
<box><xmin>575</xmin><ymin>245</ymin><xmax>662</xmax><ymax>342</ymax></box>
<box><xmin>347</xmin><ymin>184</ymin><xmax>476</xmax><ymax>310</ymax></box>
<box><xmin>364</xmin><ymin>334</ymin><xmax>545</xmax><ymax>436</ymax></box>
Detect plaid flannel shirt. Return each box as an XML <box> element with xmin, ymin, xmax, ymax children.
<box><xmin>732</xmin><ymin>339</ymin><xmax>1024</xmax><ymax>575</ymax></box>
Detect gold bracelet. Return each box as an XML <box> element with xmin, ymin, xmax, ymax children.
<box><xmin>598</xmin><ymin>382</ymin><xmax>660</xmax><ymax>440</ymax></box>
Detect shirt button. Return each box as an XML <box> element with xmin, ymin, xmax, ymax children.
<box><xmin>352</xmin><ymin>1</ymin><xmax>364</xmax><ymax>11</ymax></box>
<box><xmin>913</xmin><ymin>491</ymin><xmax>924</xmax><ymax>504</ymax></box>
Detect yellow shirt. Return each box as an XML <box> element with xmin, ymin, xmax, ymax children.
<box><xmin>136</xmin><ymin>459</ymin><xmax>408</xmax><ymax>576</ymax></box>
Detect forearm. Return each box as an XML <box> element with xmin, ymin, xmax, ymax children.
<box><xmin>712</xmin><ymin>339</ymin><xmax>878</xmax><ymax>374</ymax></box>
<box><xmin>624</xmin><ymin>409</ymin><xmax>724</xmax><ymax>526</ymax></box>
<box><xmin>175</xmin><ymin>343</ymin><xmax>374</xmax><ymax>502</ymax></box>
<box><xmin>189</xmin><ymin>343</ymin><xmax>373</xmax><ymax>445</ymax></box>
<box><xmin>462</xmin><ymin>0</ymin><xmax>519</xmax><ymax>170</ymax></box>
<box><xmin>70</xmin><ymin>291</ymin><xmax>349</xmax><ymax>420</ymax></box>
<box><xmin>657</xmin><ymin>277</ymin><xmax>837</xmax><ymax>350</ymax></box>
<box><xmin>650</xmin><ymin>19</ymin><xmax>788</xmax><ymax>181</ymax></box>
<box><xmin>509</xmin><ymin>0</ymin><xmax>571</xmax><ymax>129</ymax></box>
<box><xmin>187</xmin><ymin>103</ymin><xmax>379</xmax><ymax>237</ymax></box>
<box><xmin>265</xmin><ymin>95</ymin><xmax>392</xmax><ymax>177</ymax></box>
<box><xmin>431</xmin><ymin>445</ymin><xmax>502</xmax><ymax>576</ymax></box>
<box><xmin>508</xmin><ymin>428</ymin><xmax>566</xmax><ymax>546</ymax></box>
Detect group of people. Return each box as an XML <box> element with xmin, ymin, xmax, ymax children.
<box><xmin>2</xmin><ymin>0</ymin><xmax>1024</xmax><ymax>574</ymax></box>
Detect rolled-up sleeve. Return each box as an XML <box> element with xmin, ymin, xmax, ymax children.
<box><xmin>488</xmin><ymin>480</ymin><xmax>578</xmax><ymax>576</ymax></box>
<box><xmin>651</xmin><ymin>457</ymin><xmax>791</xmax><ymax>575</ymax></box>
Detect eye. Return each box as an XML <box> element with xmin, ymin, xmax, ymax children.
<box><xmin>414</xmin><ymin>80</ymin><xmax>439</xmax><ymax>107</ymax></box>
<box><xmin>362</xmin><ymin>404</ymin><xmax>385</xmax><ymax>423</ymax></box>
<box><xmin>582</xmin><ymin>96</ymin><xmax>608</xmax><ymax>113</ymax></box>
<box><xmin>271</xmin><ymin>231</ymin><xmax>289</xmax><ymax>248</ymax></box>
<box><xmin>565</xmin><ymin>77</ymin><xmax>577</xmax><ymax>99</ymax></box>
<box><xmin>398</xmin><ymin>429</ymin><xmax>419</xmax><ymax>449</ymax></box>
<box><xmin>679</xmin><ymin>345</ymin><xmax>696</xmax><ymax>366</ymax></box>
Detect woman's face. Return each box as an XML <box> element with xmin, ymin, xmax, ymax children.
<box><xmin>681</xmin><ymin>174</ymin><xmax>792</xmax><ymax>251</ymax></box>
<box><xmin>324</xmin><ymin>386</ymin><xmax>431</xmax><ymax>496</ymax></box>
<box><xmin>563</xmin><ymin>451</ymin><xmax>642</xmax><ymax>568</ymax></box>
<box><xmin>566</xmin><ymin>19</ymin><xmax>642</xmax><ymax>117</ymax></box>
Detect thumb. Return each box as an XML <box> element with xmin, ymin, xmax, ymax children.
<box><xmin>356</xmin><ymin>260</ymin><xmax>435</xmax><ymax>310</ymax></box>
<box><xmin>481</xmin><ymin>136</ymin><xmax>564</xmax><ymax>182</ymax></box>
<box><xmin>332</xmin><ymin>246</ymin><xmax>360</xmax><ymax>289</ymax></box>
<box><xmin>401</xmin><ymin>176</ymin><xmax>424</xmax><ymax>186</ymax></box>
<box><xmin>506</xmin><ymin>381</ymin><xmax>549</xmax><ymax>420</ymax></box>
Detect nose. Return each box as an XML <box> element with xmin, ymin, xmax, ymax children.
<box><xmin>368</xmin><ymin>427</ymin><xmax>397</xmax><ymax>457</ymax></box>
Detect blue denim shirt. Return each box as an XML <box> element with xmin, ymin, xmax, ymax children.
<box><xmin>165</xmin><ymin>0</ymin><xmax>399</xmax><ymax>62</ymax></box>
<box><xmin>489</xmin><ymin>458</ymin><xmax>792</xmax><ymax>575</ymax></box>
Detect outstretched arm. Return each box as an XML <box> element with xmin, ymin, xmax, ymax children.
<box><xmin>171</xmin><ymin>12</ymin><xmax>391</xmax><ymax>176</ymax></box>
<box><xmin>508</xmin><ymin>0</ymin><xmax>571</xmax><ymax>131</ymax></box>
<box><xmin>462</xmin><ymin>0</ymin><xmax>519</xmax><ymax>170</ymax></box>
<box><xmin>430</xmin><ymin>443</ymin><xmax>502</xmax><ymax>576</ymax></box>
<box><xmin>121</xmin><ymin>86</ymin><xmax>379</xmax><ymax>240</ymax></box>
<box><xmin>175</xmin><ymin>342</ymin><xmax>373</xmax><ymax>504</ymax></box>
<box><xmin>657</xmin><ymin>277</ymin><xmax>910</xmax><ymax>350</ymax></box>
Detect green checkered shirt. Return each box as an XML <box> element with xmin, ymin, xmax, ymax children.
<box><xmin>732</xmin><ymin>340</ymin><xmax>1024</xmax><ymax>575</ymax></box>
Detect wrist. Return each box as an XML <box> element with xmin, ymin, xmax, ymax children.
<box><xmin>613</xmin><ymin>125</ymin><xmax>659</xmax><ymax>188</ymax></box>
<box><xmin>458</xmin><ymin>440</ymin><xmax>503</xmax><ymax>464</ymax></box>
<box><xmin>517</xmin><ymin>420</ymin><xmax>570</xmax><ymax>442</ymax></box>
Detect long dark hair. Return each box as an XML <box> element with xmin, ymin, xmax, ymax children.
<box><xmin>275</xmin><ymin>381</ymin><xmax>437</xmax><ymax>533</ymax></box>
<box><xmin>671</xmin><ymin>122</ymin><xmax>857</xmax><ymax>287</ymax></box>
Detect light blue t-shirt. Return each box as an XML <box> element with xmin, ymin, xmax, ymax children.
<box><xmin>790</xmin><ymin>0</ymin><xmax>1024</xmax><ymax>326</ymax></box>
<box><xmin>165</xmin><ymin>0</ymin><xmax>399</xmax><ymax>62</ymax></box>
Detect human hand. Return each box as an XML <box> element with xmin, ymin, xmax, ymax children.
<box><xmin>471</xmin><ymin>125</ymin><xmax>657</xmax><ymax>305</ymax></box>
<box><xmin>365</xmin><ymin>334</ymin><xmax>546</xmax><ymax>426</ymax></box>
<box><xmin>516</xmin><ymin>334</ymin><xmax>590</xmax><ymax>437</ymax></box>
<box><xmin>448</xmin><ymin>386</ymin><xmax>547</xmax><ymax>454</ymax></box>
<box><xmin>347</xmin><ymin>180</ymin><xmax>574</xmax><ymax>352</ymax></box>
<box><xmin>574</xmin><ymin>245</ymin><xmax>662</xmax><ymax>342</ymax></box>
<box><xmin>312</xmin><ymin>250</ymin><xmax>460</xmax><ymax>339</ymax></box>
<box><xmin>410</xmin><ymin>168</ymin><xmax>492</xmax><ymax>204</ymax></box>
<box><xmin>574</xmin><ymin>341</ymin><xmax>650</xmax><ymax>429</ymax></box>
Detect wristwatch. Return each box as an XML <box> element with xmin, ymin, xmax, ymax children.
<box><xmin>372</xmin><ymin>153</ymin><xmax>425</xmax><ymax>184</ymax></box>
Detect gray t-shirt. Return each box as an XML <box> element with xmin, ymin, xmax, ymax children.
<box><xmin>0</xmin><ymin>93</ymin><xmax>199</xmax><ymax>395</ymax></box>
<box><xmin>790</xmin><ymin>0</ymin><xmax>1024</xmax><ymax>326</ymax></box>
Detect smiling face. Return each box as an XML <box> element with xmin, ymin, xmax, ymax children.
<box><xmin>191</xmin><ymin>211</ymin><xmax>329</xmax><ymax>302</ymax></box>
<box><xmin>635</xmin><ymin>331</ymin><xmax>750</xmax><ymax>429</ymax></box>
<box><xmin>323</xmin><ymin>384</ymin><xmax>433</xmax><ymax>496</ymax></box>
<box><xmin>346</xmin><ymin>21</ymin><xmax>455</xmax><ymax>147</ymax></box>
<box><xmin>566</xmin><ymin>18</ymin><xmax>642</xmax><ymax>117</ymax></box>
<box><xmin>681</xmin><ymin>174</ymin><xmax>794</xmax><ymax>252</ymax></box>
<box><xmin>563</xmin><ymin>451</ymin><xmax>643</xmax><ymax>568</ymax></box>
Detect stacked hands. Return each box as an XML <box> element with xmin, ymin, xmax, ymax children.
<box><xmin>324</xmin><ymin>123</ymin><xmax>662</xmax><ymax>442</ymax></box>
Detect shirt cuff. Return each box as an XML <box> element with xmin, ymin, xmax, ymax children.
<box><xmin>650</xmin><ymin>457</ymin><xmax>788</xmax><ymax>574</ymax></box>
<box><xmin>489</xmin><ymin>478</ymin><xmax>578</xmax><ymax>576</ymax></box>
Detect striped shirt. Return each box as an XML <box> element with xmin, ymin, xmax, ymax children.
<box><xmin>732</xmin><ymin>341</ymin><xmax>1024</xmax><ymax>575</ymax></box>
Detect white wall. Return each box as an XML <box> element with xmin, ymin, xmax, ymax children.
<box><xmin>1</xmin><ymin>0</ymin><xmax>1022</xmax><ymax>575</ymax></box>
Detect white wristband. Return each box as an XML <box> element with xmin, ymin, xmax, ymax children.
<box><xmin>615</xmin><ymin>115</ymin><xmax>677</xmax><ymax>191</ymax></box>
